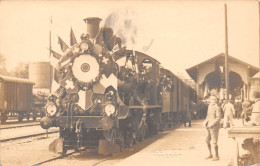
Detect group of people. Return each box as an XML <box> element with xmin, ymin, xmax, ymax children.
<box><xmin>202</xmin><ymin>90</ymin><xmax>260</xmax><ymax>162</ymax></box>
<box><xmin>219</xmin><ymin>98</ymin><xmax>256</xmax><ymax>128</ymax></box>
<box><xmin>178</xmin><ymin>90</ymin><xmax>260</xmax><ymax>162</ymax></box>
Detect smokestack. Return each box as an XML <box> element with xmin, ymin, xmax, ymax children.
<box><xmin>83</xmin><ymin>17</ymin><xmax>102</xmax><ymax>39</ymax></box>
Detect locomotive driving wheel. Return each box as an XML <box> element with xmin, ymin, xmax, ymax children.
<box><xmin>138</xmin><ymin>124</ymin><xmax>146</xmax><ymax>142</ymax></box>
<box><xmin>116</xmin><ymin>129</ymin><xmax>124</xmax><ymax>152</ymax></box>
<box><xmin>125</xmin><ymin>130</ymin><xmax>136</xmax><ymax>148</ymax></box>
<box><xmin>110</xmin><ymin>129</ymin><xmax>116</xmax><ymax>143</ymax></box>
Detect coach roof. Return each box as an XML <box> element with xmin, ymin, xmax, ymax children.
<box><xmin>0</xmin><ymin>75</ymin><xmax>35</xmax><ymax>84</ymax></box>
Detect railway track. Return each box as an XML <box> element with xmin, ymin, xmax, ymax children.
<box><xmin>31</xmin><ymin>150</ymin><xmax>78</xmax><ymax>166</ymax></box>
<box><xmin>31</xmin><ymin>147</ymin><xmax>114</xmax><ymax>166</ymax></box>
<box><xmin>0</xmin><ymin>123</ymin><xmax>40</xmax><ymax>130</ymax></box>
<box><xmin>0</xmin><ymin>130</ymin><xmax>59</xmax><ymax>142</ymax></box>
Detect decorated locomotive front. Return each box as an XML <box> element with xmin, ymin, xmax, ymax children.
<box><xmin>41</xmin><ymin>17</ymin><xmax>122</xmax><ymax>132</ymax></box>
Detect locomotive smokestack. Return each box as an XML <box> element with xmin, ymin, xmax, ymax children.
<box><xmin>84</xmin><ymin>17</ymin><xmax>102</xmax><ymax>39</ymax></box>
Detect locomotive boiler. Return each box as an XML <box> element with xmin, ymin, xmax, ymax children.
<box><xmin>40</xmin><ymin>17</ymin><xmax>196</xmax><ymax>154</ymax></box>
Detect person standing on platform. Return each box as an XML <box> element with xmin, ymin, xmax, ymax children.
<box><xmin>249</xmin><ymin>90</ymin><xmax>260</xmax><ymax>126</ymax></box>
<box><xmin>241</xmin><ymin>99</ymin><xmax>251</xmax><ymax>124</ymax></box>
<box><xmin>234</xmin><ymin>99</ymin><xmax>242</xmax><ymax>119</ymax></box>
<box><xmin>183</xmin><ymin>105</ymin><xmax>191</xmax><ymax>127</ymax></box>
<box><xmin>203</xmin><ymin>95</ymin><xmax>221</xmax><ymax>161</ymax></box>
<box><xmin>223</xmin><ymin>100</ymin><xmax>235</xmax><ymax>128</ymax></box>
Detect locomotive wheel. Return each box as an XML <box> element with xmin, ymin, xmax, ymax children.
<box><xmin>116</xmin><ymin>130</ymin><xmax>124</xmax><ymax>152</ymax></box>
<box><xmin>26</xmin><ymin>113</ymin><xmax>30</xmax><ymax>121</ymax></box>
<box><xmin>33</xmin><ymin>111</ymin><xmax>37</xmax><ymax>121</ymax></box>
<box><xmin>138</xmin><ymin>125</ymin><xmax>145</xmax><ymax>142</ymax></box>
<box><xmin>125</xmin><ymin>131</ymin><xmax>133</xmax><ymax>148</ymax></box>
<box><xmin>18</xmin><ymin>113</ymin><xmax>24</xmax><ymax>122</ymax></box>
<box><xmin>61</xmin><ymin>146</ymin><xmax>68</xmax><ymax>155</ymax></box>
<box><xmin>1</xmin><ymin>113</ymin><xmax>7</xmax><ymax>124</ymax></box>
<box><xmin>132</xmin><ymin>131</ymin><xmax>137</xmax><ymax>145</ymax></box>
<box><xmin>157</xmin><ymin>113</ymin><xmax>163</xmax><ymax>132</ymax></box>
<box><xmin>33</xmin><ymin>116</ymin><xmax>37</xmax><ymax>121</ymax></box>
<box><xmin>40</xmin><ymin>111</ymin><xmax>45</xmax><ymax>118</ymax></box>
<box><xmin>110</xmin><ymin>129</ymin><xmax>116</xmax><ymax>143</ymax></box>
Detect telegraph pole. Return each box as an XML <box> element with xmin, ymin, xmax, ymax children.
<box><xmin>259</xmin><ymin>1</ymin><xmax>260</xmax><ymax>79</ymax></box>
<box><xmin>224</xmin><ymin>4</ymin><xmax>229</xmax><ymax>100</ymax></box>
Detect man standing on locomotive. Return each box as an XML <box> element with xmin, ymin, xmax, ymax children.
<box><xmin>203</xmin><ymin>95</ymin><xmax>221</xmax><ymax>161</ymax></box>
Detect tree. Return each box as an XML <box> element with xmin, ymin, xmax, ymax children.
<box><xmin>0</xmin><ymin>53</ymin><xmax>8</xmax><ymax>75</ymax></box>
<box><xmin>10</xmin><ymin>62</ymin><xmax>29</xmax><ymax>79</ymax></box>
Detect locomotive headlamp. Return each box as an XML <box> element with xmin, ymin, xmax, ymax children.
<box><xmin>46</xmin><ymin>102</ymin><xmax>57</xmax><ymax>117</ymax></box>
<box><xmin>80</xmin><ymin>42</ymin><xmax>89</xmax><ymax>51</ymax></box>
<box><xmin>104</xmin><ymin>104</ymin><xmax>115</xmax><ymax>116</ymax></box>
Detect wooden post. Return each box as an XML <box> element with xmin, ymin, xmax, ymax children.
<box><xmin>196</xmin><ymin>66</ymin><xmax>200</xmax><ymax>98</ymax></box>
<box><xmin>224</xmin><ymin>4</ymin><xmax>229</xmax><ymax>100</ymax></box>
<box><xmin>232</xmin><ymin>138</ymin><xmax>239</xmax><ymax>166</ymax></box>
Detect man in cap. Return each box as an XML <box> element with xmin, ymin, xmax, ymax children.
<box><xmin>203</xmin><ymin>95</ymin><xmax>221</xmax><ymax>161</ymax></box>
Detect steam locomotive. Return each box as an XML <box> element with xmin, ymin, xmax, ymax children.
<box><xmin>40</xmin><ymin>17</ymin><xmax>197</xmax><ymax>154</ymax></box>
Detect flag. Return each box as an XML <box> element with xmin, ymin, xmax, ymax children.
<box><xmin>70</xmin><ymin>28</ymin><xmax>77</xmax><ymax>46</ymax></box>
<box><xmin>77</xmin><ymin>90</ymin><xmax>93</xmax><ymax>110</ymax></box>
<box><xmin>51</xmin><ymin>68</ymin><xmax>60</xmax><ymax>93</ymax></box>
<box><xmin>49</xmin><ymin>50</ymin><xmax>62</xmax><ymax>68</ymax></box>
<box><xmin>60</xmin><ymin>75</ymin><xmax>78</xmax><ymax>94</ymax></box>
<box><xmin>116</xmin><ymin>56</ymin><xmax>126</xmax><ymax>67</ymax></box>
<box><xmin>51</xmin><ymin>50</ymin><xmax>62</xmax><ymax>60</ymax></box>
<box><xmin>93</xmin><ymin>74</ymin><xmax>117</xmax><ymax>94</ymax></box>
<box><xmin>58</xmin><ymin>36</ymin><xmax>69</xmax><ymax>52</ymax></box>
<box><xmin>111</xmin><ymin>44</ymin><xmax>120</xmax><ymax>54</ymax></box>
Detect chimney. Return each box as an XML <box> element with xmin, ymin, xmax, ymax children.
<box><xmin>83</xmin><ymin>17</ymin><xmax>102</xmax><ymax>39</ymax></box>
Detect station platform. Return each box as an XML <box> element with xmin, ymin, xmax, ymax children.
<box><xmin>114</xmin><ymin>119</ymin><xmax>241</xmax><ymax>166</ymax></box>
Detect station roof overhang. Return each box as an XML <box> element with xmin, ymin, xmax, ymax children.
<box><xmin>186</xmin><ymin>53</ymin><xmax>259</xmax><ymax>82</ymax></box>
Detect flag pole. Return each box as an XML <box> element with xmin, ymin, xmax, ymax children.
<box><xmin>49</xmin><ymin>16</ymin><xmax>53</xmax><ymax>93</ymax></box>
<box><xmin>224</xmin><ymin>4</ymin><xmax>229</xmax><ymax>100</ymax></box>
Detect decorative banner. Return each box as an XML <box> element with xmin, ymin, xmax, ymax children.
<box><xmin>93</xmin><ymin>74</ymin><xmax>117</xmax><ymax>94</ymax></box>
<box><xmin>72</xmin><ymin>54</ymin><xmax>100</xmax><ymax>83</ymax></box>
<box><xmin>60</xmin><ymin>75</ymin><xmax>78</xmax><ymax>94</ymax></box>
<box><xmin>77</xmin><ymin>90</ymin><xmax>93</xmax><ymax>110</ymax></box>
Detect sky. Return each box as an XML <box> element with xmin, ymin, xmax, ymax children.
<box><xmin>0</xmin><ymin>0</ymin><xmax>259</xmax><ymax>78</ymax></box>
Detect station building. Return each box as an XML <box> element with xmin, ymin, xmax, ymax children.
<box><xmin>186</xmin><ymin>53</ymin><xmax>260</xmax><ymax>101</ymax></box>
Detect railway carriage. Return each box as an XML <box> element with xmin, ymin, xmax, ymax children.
<box><xmin>0</xmin><ymin>75</ymin><xmax>35</xmax><ymax>124</ymax></box>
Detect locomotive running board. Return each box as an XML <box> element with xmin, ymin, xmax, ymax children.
<box><xmin>118</xmin><ymin>105</ymin><xmax>161</xmax><ymax>119</ymax></box>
